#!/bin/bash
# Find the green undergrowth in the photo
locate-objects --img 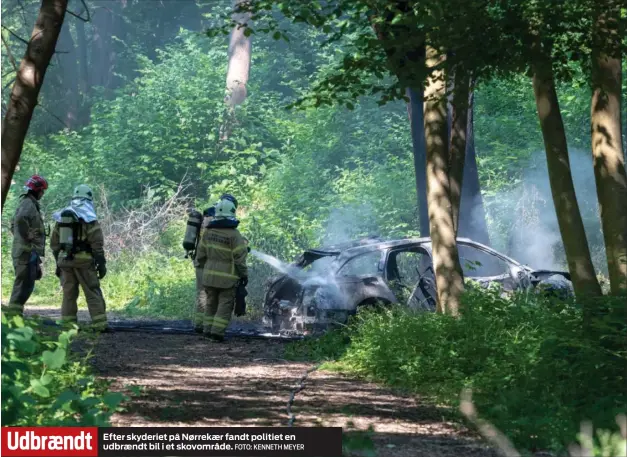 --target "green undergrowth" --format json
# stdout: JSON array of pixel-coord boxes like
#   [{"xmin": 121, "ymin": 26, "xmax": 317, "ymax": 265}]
[
  {"xmin": 1, "ymin": 249, "xmax": 272, "ymax": 320},
  {"xmin": 285, "ymin": 290, "xmax": 627, "ymax": 455},
  {"xmin": 1, "ymin": 251, "xmax": 198, "ymax": 319},
  {"xmin": 1, "ymin": 313, "xmax": 126, "ymax": 425}
]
